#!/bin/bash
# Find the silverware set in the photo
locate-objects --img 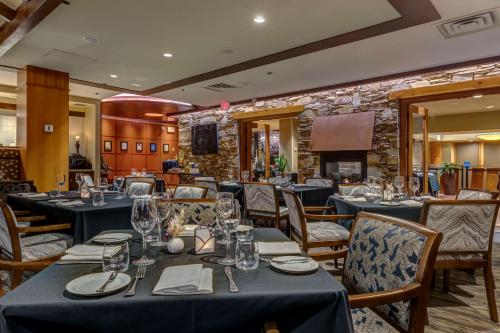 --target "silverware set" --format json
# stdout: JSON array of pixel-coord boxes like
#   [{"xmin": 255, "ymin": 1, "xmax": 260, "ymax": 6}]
[
  {"xmin": 224, "ymin": 266, "xmax": 239, "ymax": 293},
  {"xmin": 96, "ymin": 271, "xmax": 117, "ymax": 293},
  {"xmin": 124, "ymin": 264, "xmax": 146, "ymax": 297}
]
